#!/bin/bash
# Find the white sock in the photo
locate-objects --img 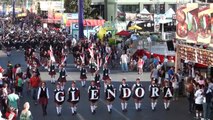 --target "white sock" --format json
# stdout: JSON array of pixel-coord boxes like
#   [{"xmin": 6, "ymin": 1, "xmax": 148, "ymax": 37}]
[
  {"xmin": 74, "ymin": 106, "xmax": 77, "ymax": 111},
  {"xmin": 91, "ymin": 105, "xmax": 94, "ymax": 112},
  {"xmin": 151, "ymin": 103, "xmax": 154, "ymax": 110},
  {"xmin": 196, "ymin": 112, "xmax": 199, "ymax": 117},
  {"xmin": 83, "ymin": 80, "xmax": 86, "ymax": 86},
  {"xmin": 104, "ymin": 83, "xmax": 107, "ymax": 89},
  {"xmin": 154, "ymin": 102, "xmax": 157, "ymax": 107},
  {"xmin": 56, "ymin": 107, "xmax": 59, "ymax": 114},
  {"xmin": 199, "ymin": 113, "xmax": 202, "ymax": 117},
  {"xmin": 107, "ymin": 105, "xmax": 110, "ymax": 112},
  {"xmin": 59, "ymin": 106, "xmax": 62, "ymax": 113},
  {"xmin": 138, "ymin": 103, "xmax": 141, "ymax": 109},
  {"xmin": 81, "ymin": 81, "xmax": 84, "ymax": 86},
  {"xmin": 167, "ymin": 102, "xmax": 170, "ymax": 108},
  {"xmin": 124, "ymin": 102, "xmax": 127, "ymax": 109},
  {"xmin": 71, "ymin": 107, "xmax": 74, "ymax": 113},
  {"xmin": 121, "ymin": 103, "xmax": 124, "ymax": 110},
  {"xmin": 61, "ymin": 86, "xmax": 64, "ymax": 90},
  {"xmin": 110, "ymin": 104, "xmax": 112, "ymax": 109},
  {"xmin": 164, "ymin": 103, "xmax": 167, "ymax": 109},
  {"xmin": 135, "ymin": 103, "xmax": 138, "ymax": 110}
]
